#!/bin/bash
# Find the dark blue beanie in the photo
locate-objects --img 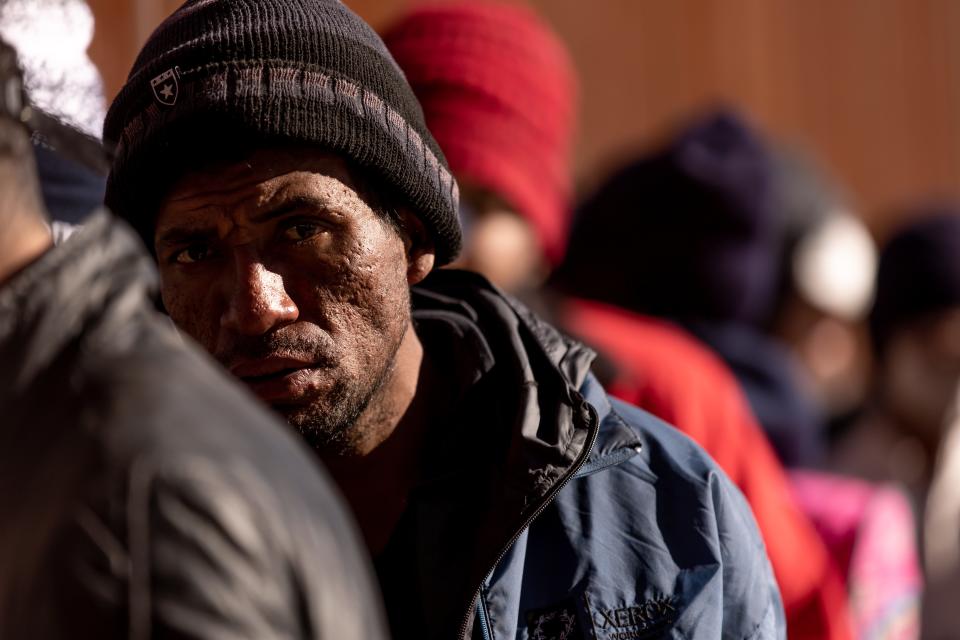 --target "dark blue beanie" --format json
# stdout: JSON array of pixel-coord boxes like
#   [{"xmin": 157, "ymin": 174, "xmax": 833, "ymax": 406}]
[
  {"xmin": 870, "ymin": 208, "xmax": 960, "ymax": 354},
  {"xmin": 555, "ymin": 109, "xmax": 779, "ymax": 323}
]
